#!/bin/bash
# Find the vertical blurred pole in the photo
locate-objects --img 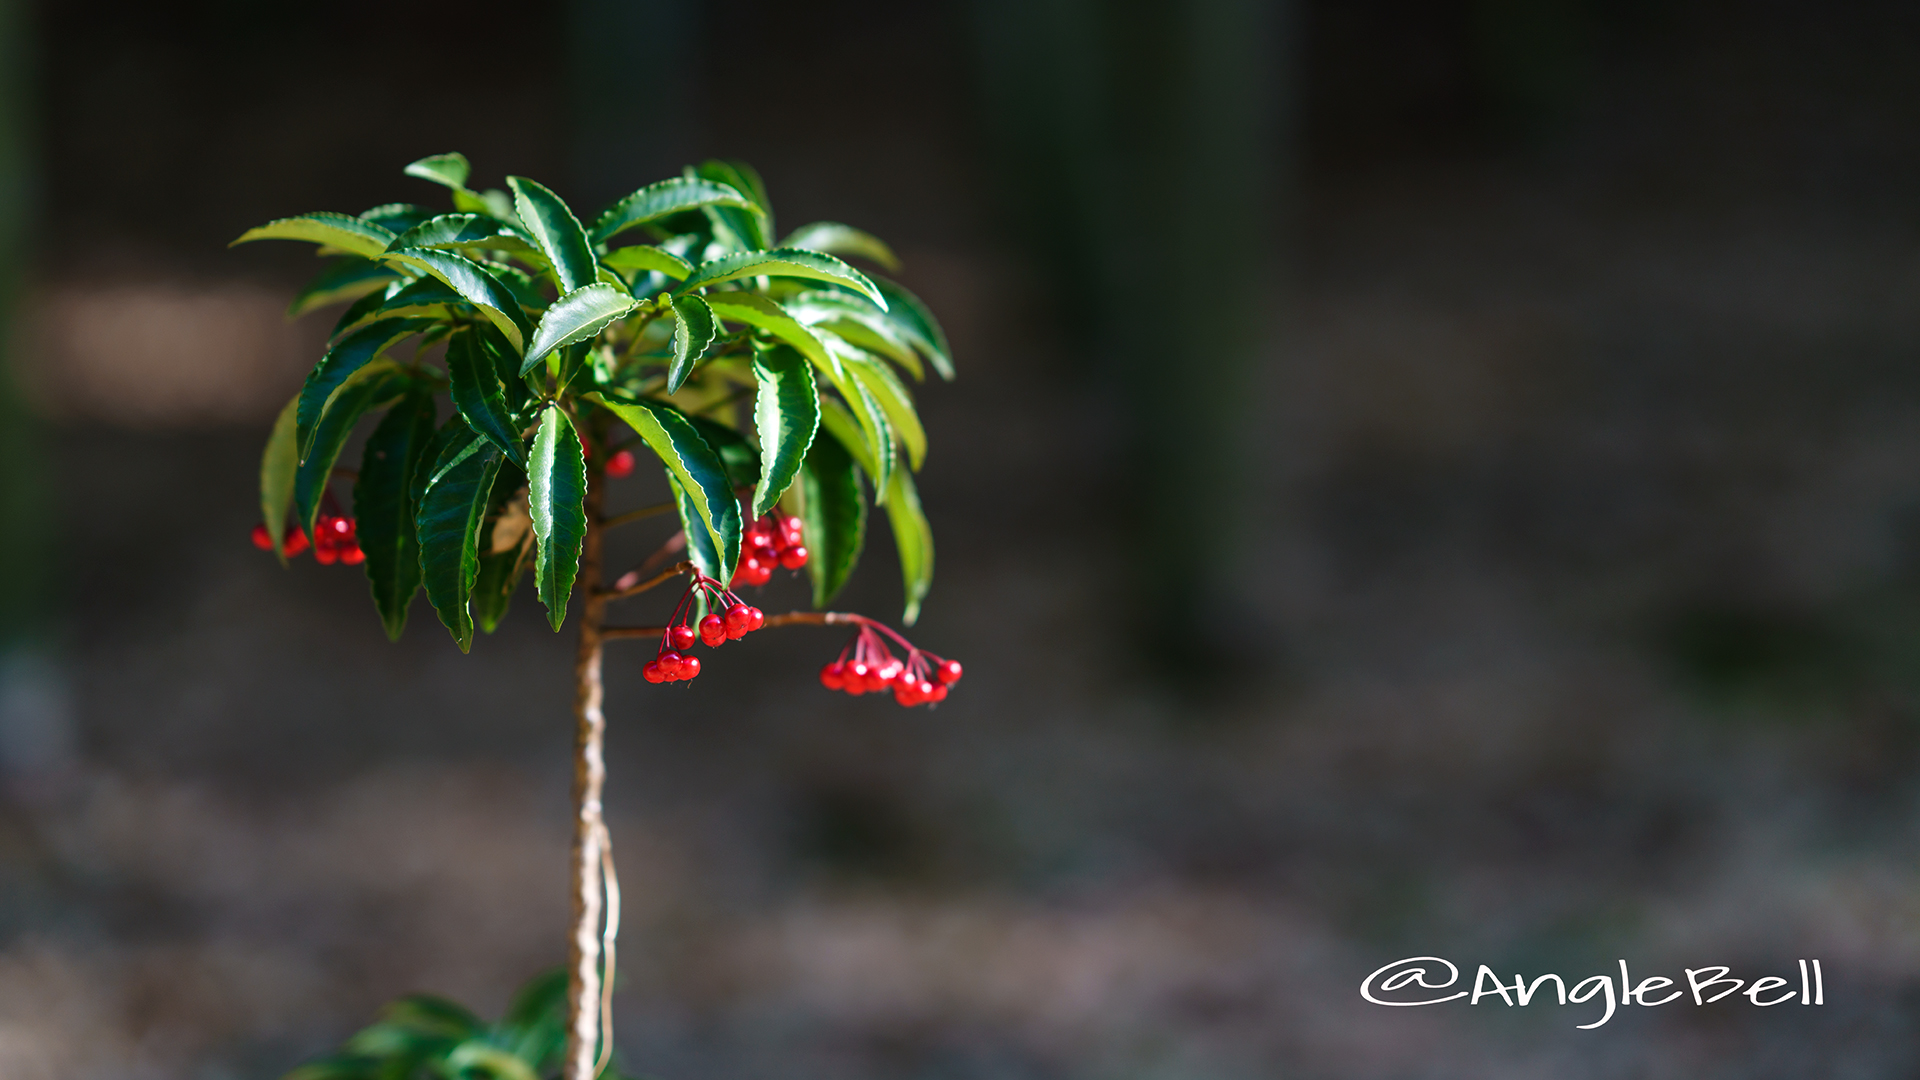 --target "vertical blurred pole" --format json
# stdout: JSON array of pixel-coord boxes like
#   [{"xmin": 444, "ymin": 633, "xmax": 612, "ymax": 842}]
[
  {"xmin": 566, "ymin": 0, "xmax": 702, "ymax": 208},
  {"xmin": 973, "ymin": 0, "xmax": 1288, "ymax": 676}
]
